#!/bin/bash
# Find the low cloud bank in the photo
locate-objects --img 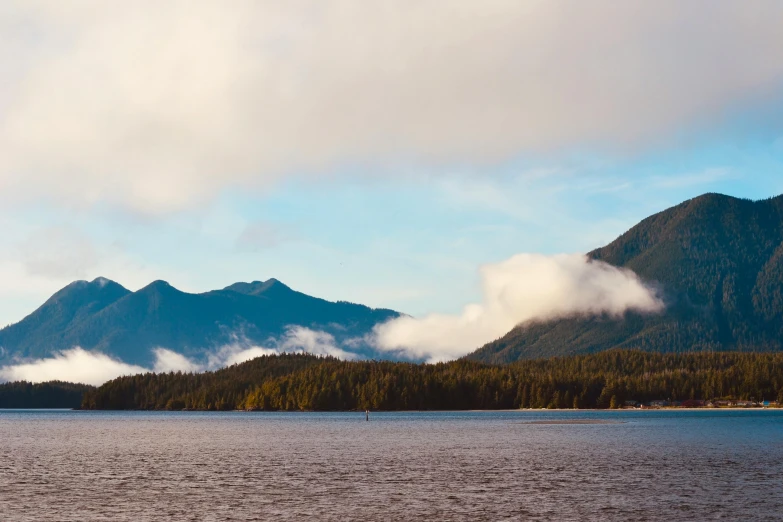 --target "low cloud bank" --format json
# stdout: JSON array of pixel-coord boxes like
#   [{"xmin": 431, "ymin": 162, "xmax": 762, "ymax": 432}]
[
  {"xmin": 0, "ymin": 348, "xmax": 147, "ymax": 386},
  {"xmin": 152, "ymin": 348, "xmax": 201, "ymax": 374},
  {"xmin": 0, "ymin": 326, "xmax": 356, "ymax": 386},
  {"xmin": 203, "ymin": 326, "xmax": 356, "ymax": 371},
  {"xmin": 372, "ymin": 254, "xmax": 664, "ymax": 362},
  {"xmin": 277, "ymin": 326, "xmax": 357, "ymax": 361}
]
